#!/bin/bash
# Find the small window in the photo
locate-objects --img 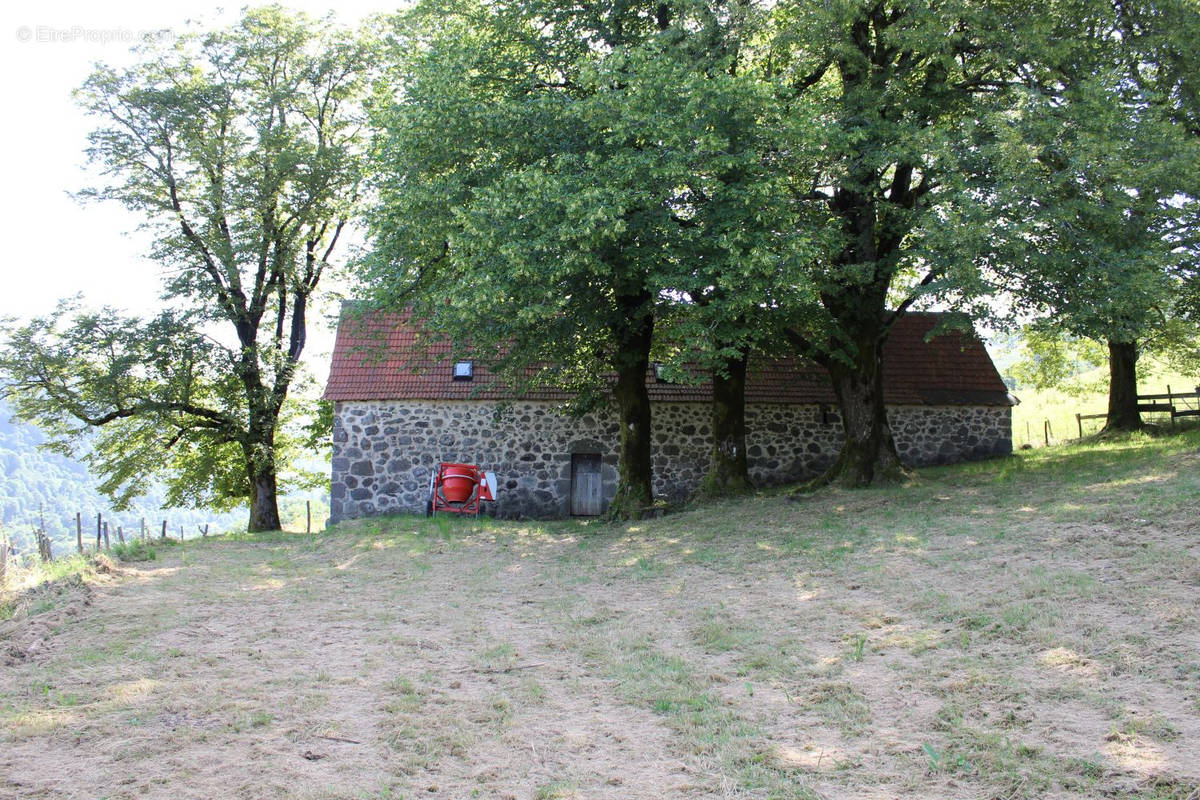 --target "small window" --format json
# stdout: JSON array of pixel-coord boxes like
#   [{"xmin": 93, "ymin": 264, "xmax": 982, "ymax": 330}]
[
  {"xmin": 653, "ymin": 362, "xmax": 669, "ymax": 382},
  {"xmin": 452, "ymin": 360, "xmax": 474, "ymax": 381}
]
